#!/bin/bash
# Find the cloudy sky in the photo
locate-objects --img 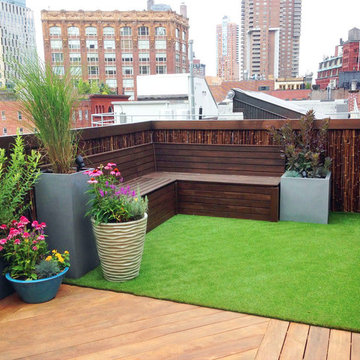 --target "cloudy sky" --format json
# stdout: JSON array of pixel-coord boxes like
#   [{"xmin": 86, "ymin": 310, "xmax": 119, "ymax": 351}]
[{"xmin": 28, "ymin": 0, "xmax": 360, "ymax": 78}]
